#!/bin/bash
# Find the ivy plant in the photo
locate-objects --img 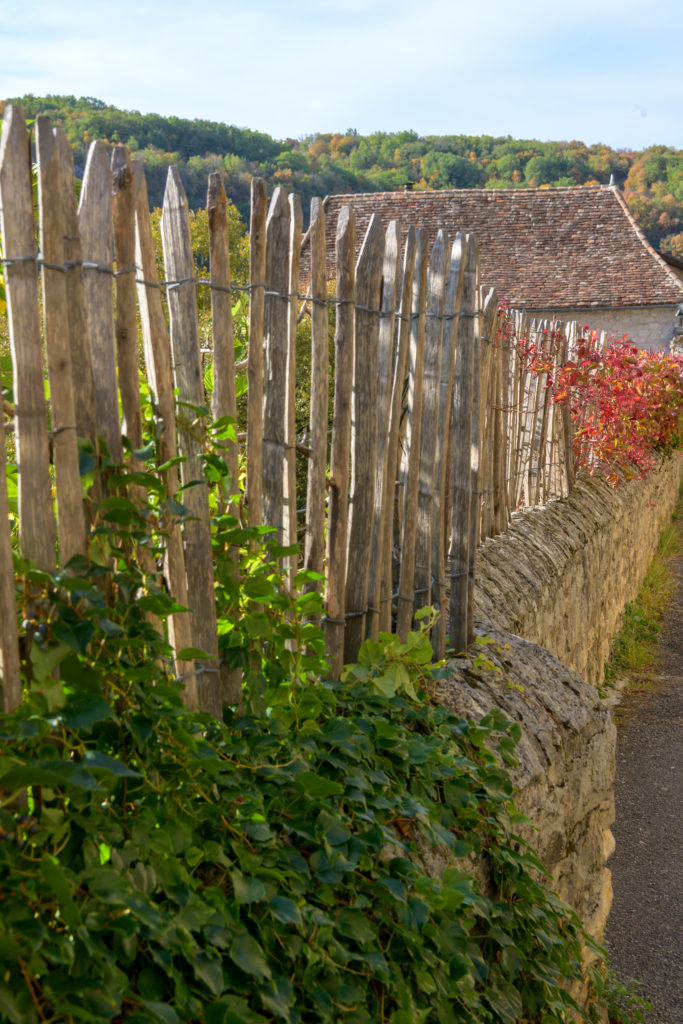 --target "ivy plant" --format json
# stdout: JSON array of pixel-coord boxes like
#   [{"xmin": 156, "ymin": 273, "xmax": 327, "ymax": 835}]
[{"xmin": 0, "ymin": 438, "xmax": 600, "ymax": 1023}]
